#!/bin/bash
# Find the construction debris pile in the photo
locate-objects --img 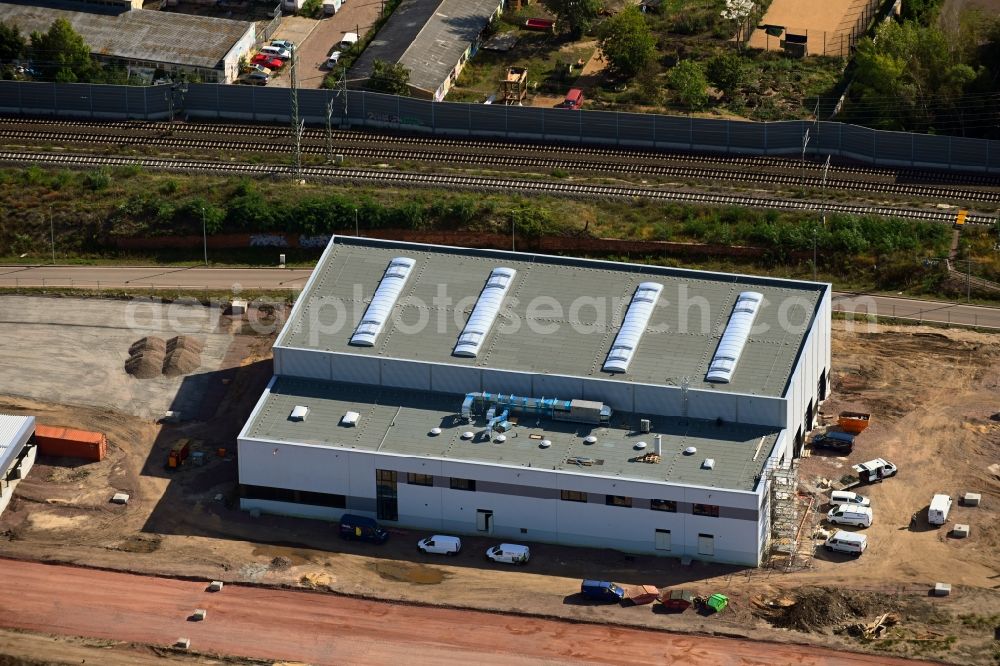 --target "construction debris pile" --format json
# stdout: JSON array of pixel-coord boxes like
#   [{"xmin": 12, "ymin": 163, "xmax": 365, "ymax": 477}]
[
  {"xmin": 751, "ymin": 587, "xmax": 899, "ymax": 633},
  {"xmin": 126, "ymin": 336, "xmax": 203, "ymax": 379}
]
